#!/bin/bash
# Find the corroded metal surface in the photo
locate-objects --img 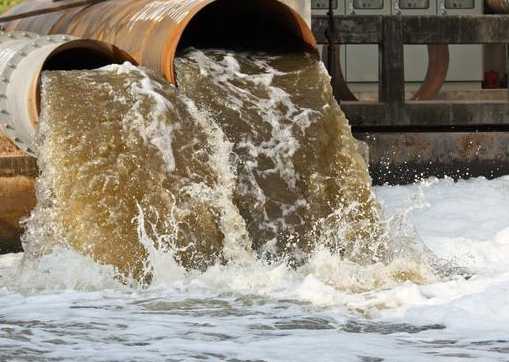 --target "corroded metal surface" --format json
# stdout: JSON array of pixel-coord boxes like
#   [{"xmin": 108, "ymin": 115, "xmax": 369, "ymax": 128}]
[
  {"xmin": 0, "ymin": 175, "xmax": 36, "ymax": 253},
  {"xmin": 0, "ymin": 154, "xmax": 37, "ymax": 178},
  {"xmin": 3, "ymin": 0, "xmax": 317, "ymax": 83},
  {"xmin": 0, "ymin": 0, "xmax": 105, "ymax": 23},
  {"xmin": 486, "ymin": 0, "xmax": 509, "ymax": 13},
  {"xmin": 0, "ymin": 132, "xmax": 35, "ymax": 253}
]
